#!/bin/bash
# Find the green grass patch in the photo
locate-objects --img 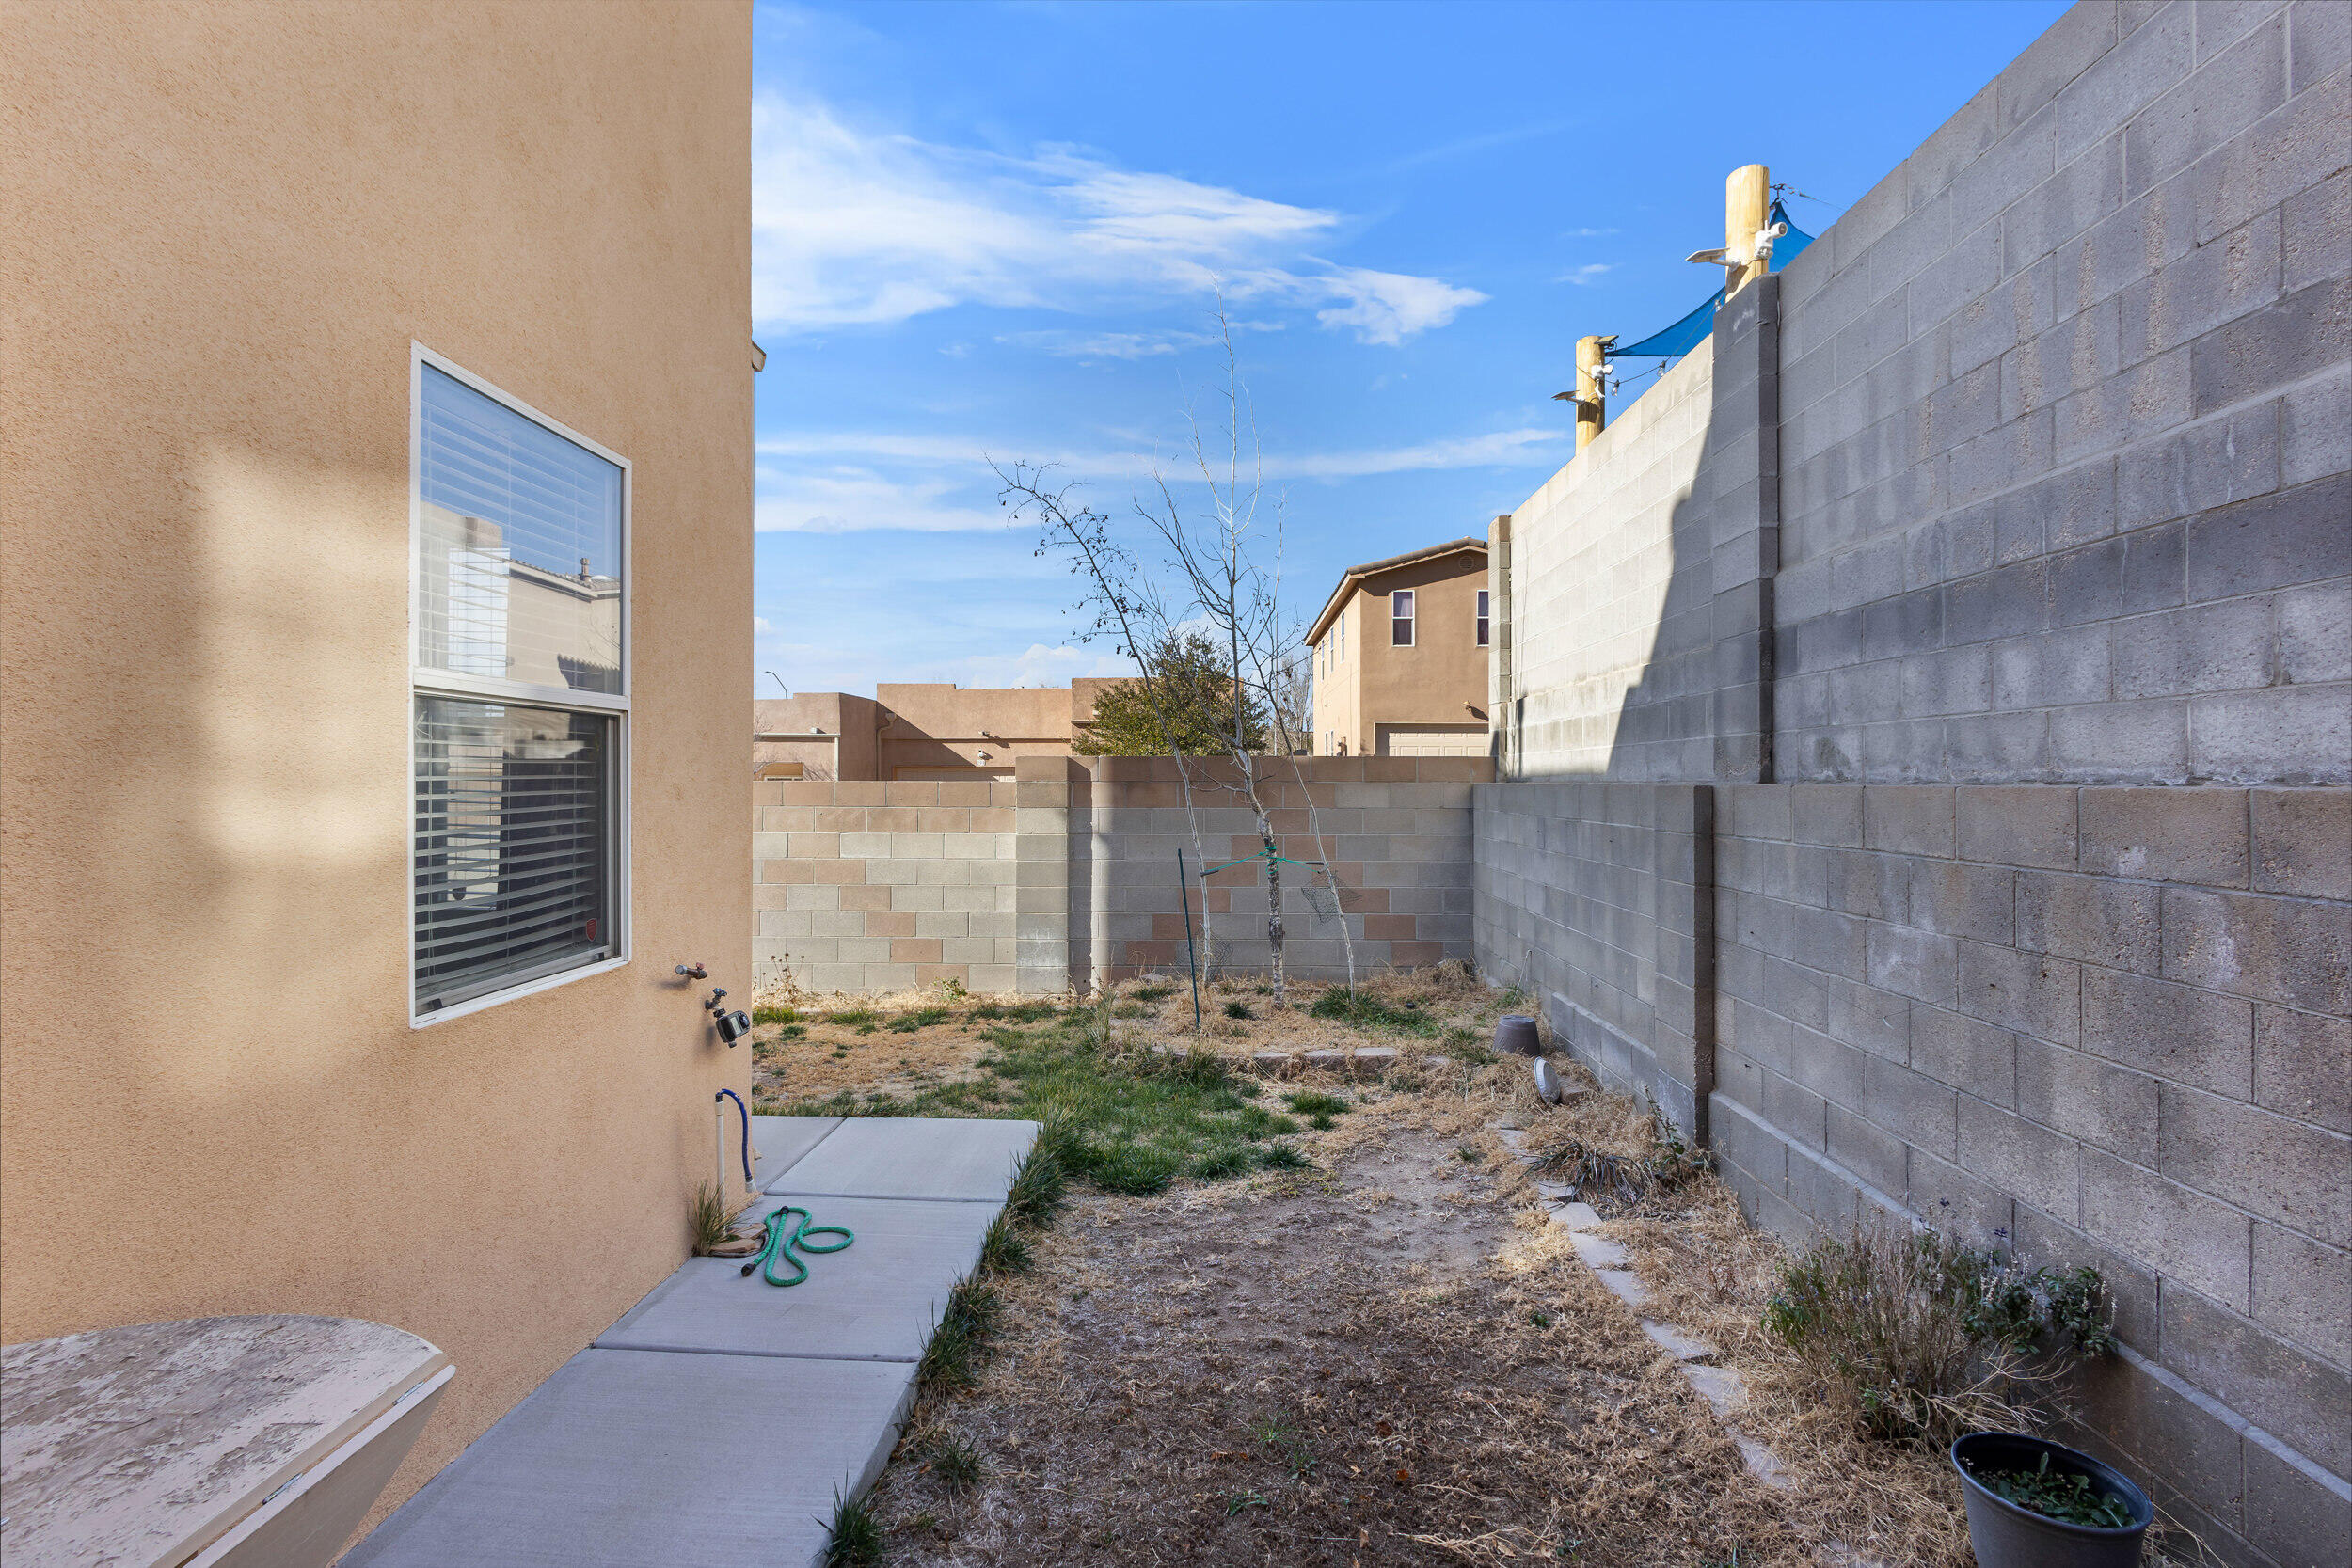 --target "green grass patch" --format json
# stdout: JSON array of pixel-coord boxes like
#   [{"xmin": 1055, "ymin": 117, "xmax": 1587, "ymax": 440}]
[
  {"xmin": 887, "ymin": 1006, "xmax": 951, "ymax": 1033},
  {"xmin": 1131, "ymin": 982, "xmax": 1176, "ymax": 1001},
  {"xmin": 826, "ymin": 1006, "xmax": 879, "ymax": 1026},
  {"xmin": 917, "ymin": 1432, "xmax": 986, "ymax": 1495},
  {"xmin": 1284, "ymin": 1090, "xmax": 1350, "ymax": 1117},
  {"xmin": 822, "ymin": 1489, "xmax": 883, "ymax": 1567},
  {"xmin": 1112, "ymin": 1001, "xmax": 1154, "ymax": 1019},
  {"xmin": 1222, "ymin": 1000, "xmax": 1255, "ymax": 1020},
  {"xmin": 1307, "ymin": 988, "xmax": 1440, "ymax": 1037},
  {"xmin": 781, "ymin": 1012, "xmax": 1307, "ymax": 1196},
  {"xmin": 751, "ymin": 1005, "xmax": 800, "ymax": 1025}
]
